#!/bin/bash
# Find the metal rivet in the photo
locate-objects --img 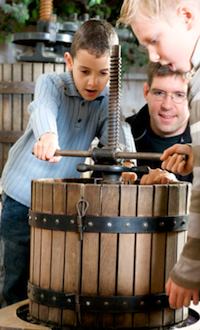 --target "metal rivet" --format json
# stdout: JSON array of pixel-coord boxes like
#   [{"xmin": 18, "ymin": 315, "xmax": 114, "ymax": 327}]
[
  {"xmin": 43, "ymin": 218, "xmax": 47, "ymax": 223},
  {"xmin": 52, "ymin": 296, "xmax": 57, "ymax": 301},
  {"xmin": 104, "ymin": 301, "xmax": 109, "ymax": 306},
  {"xmin": 40, "ymin": 293, "xmax": 44, "ymax": 299},
  {"xmin": 122, "ymin": 301, "xmax": 127, "ymax": 305},
  {"xmin": 107, "ymin": 222, "xmax": 112, "ymax": 227},
  {"xmin": 88, "ymin": 221, "xmax": 93, "ymax": 227},
  {"xmin": 143, "ymin": 222, "xmax": 148, "ymax": 228},
  {"xmin": 70, "ymin": 219, "xmax": 75, "ymax": 224},
  {"xmin": 156, "ymin": 299, "xmax": 161, "ymax": 305},
  {"xmin": 159, "ymin": 221, "xmax": 165, "ymax": 227},
  {"xmin": 29, "ymin": 215, "xmax": 32, "ymax": 220},
  {"xmin": 34, "ymin": 216, "xmax": 37, "ymax": 220},
  {"xmin": 67, "ymin": 298, "xmax": 71, "ymax": 303},
  {"xmin": 55, "ymin": 218, "xmax": 60, "ymax": 224},
  {"xmin": 86, "ymin": 301, "xmax": 91, "ymax": 306},
  {"xmin": 173, "ymin": 220, "xmax": 177, "ymax": 225},
  {"xmin": 126, "ymin": 222, "xmax": 130, "ymax": 227}
]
